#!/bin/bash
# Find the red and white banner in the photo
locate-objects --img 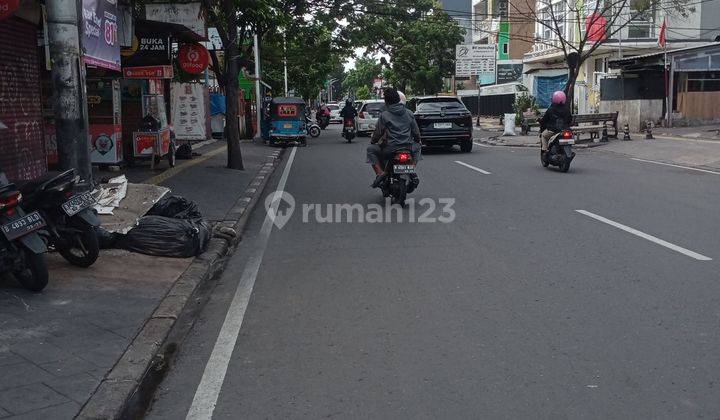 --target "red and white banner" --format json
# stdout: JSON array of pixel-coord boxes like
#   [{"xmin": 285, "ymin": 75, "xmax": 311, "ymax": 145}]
[{"xmin": 123, "ymin": 65, "xmax": 173, "ymax": 79}]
